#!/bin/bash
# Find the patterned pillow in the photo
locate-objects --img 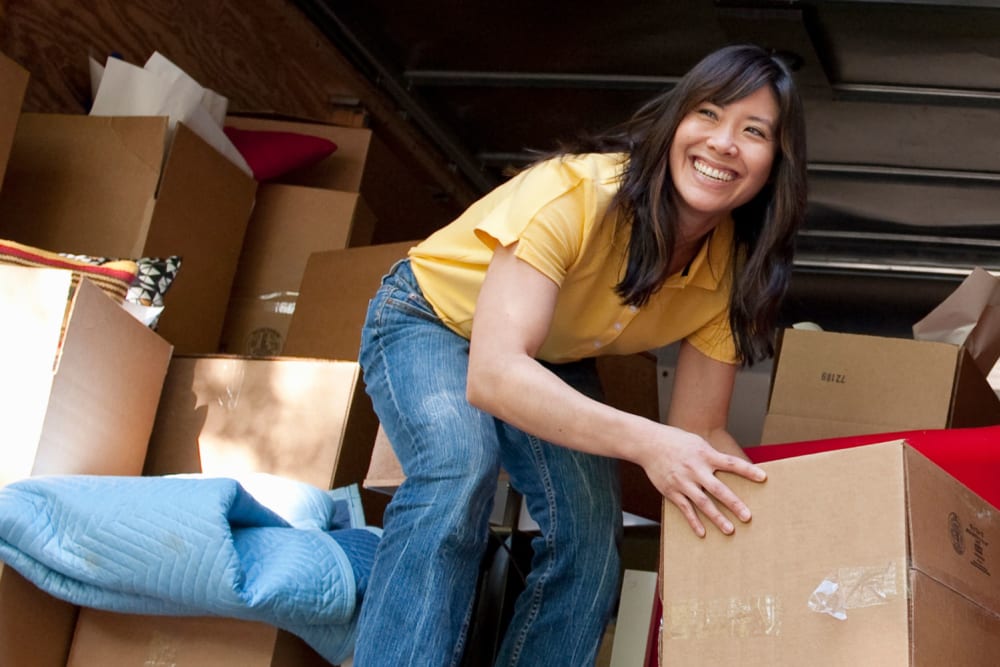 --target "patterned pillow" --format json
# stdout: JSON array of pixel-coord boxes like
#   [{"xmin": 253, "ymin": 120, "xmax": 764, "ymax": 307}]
[
  {"xmin": 0, "ymin": 239, "xmax": 138, "ymax": 304},
  {"xmin": 61, "ymin": 253, "xmax": 183, "ymax": 308}
]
